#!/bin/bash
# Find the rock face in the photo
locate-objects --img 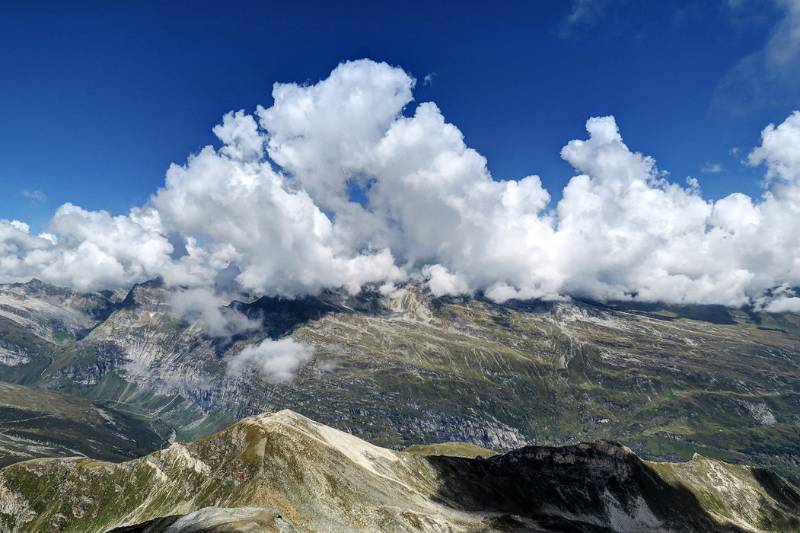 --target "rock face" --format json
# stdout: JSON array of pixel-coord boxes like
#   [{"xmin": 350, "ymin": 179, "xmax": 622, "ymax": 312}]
[
  {"xmin": 0, "ymin": 278, "xmax": 799, "ymax": 484},
  {"xmin": 0, "ymin": 278, "xmax": 116, "ymax": 341},
  {"xmin": 0, "ymin": 410, "xmax": 797, "ymax": 532}
]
